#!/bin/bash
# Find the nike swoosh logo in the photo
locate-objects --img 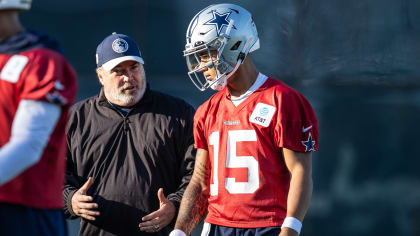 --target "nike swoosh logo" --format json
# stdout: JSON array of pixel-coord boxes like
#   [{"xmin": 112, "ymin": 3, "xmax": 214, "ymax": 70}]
[
  {"xmin": 199, "ymin": 29, "xmax": 212, "ymax": 35},
  {"xmin": 302, "ymin": 125, "xmax": 312, "ymax": 133}
]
